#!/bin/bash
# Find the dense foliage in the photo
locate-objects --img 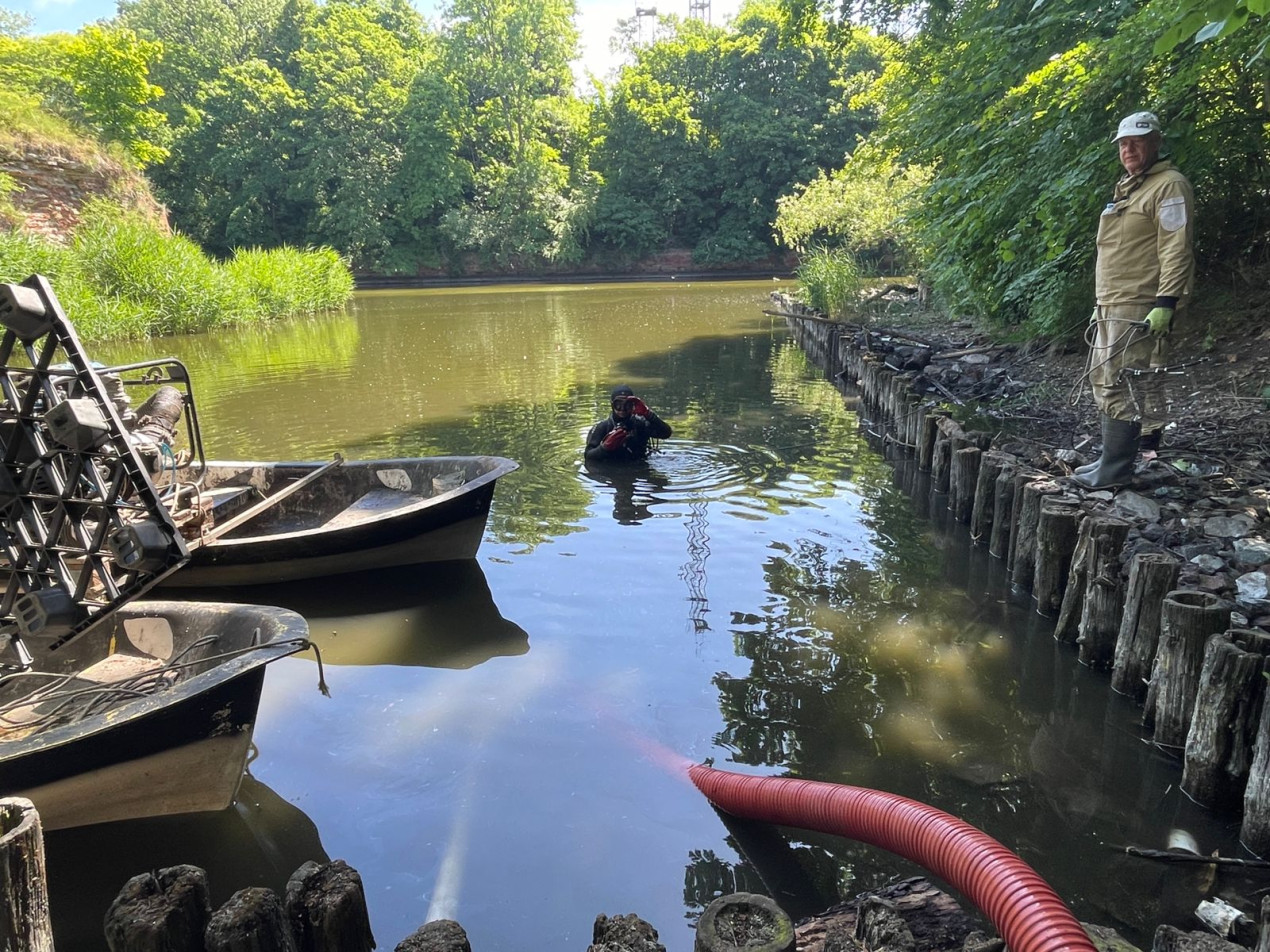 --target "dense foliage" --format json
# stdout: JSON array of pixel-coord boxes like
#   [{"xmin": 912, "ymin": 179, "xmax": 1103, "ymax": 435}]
[
  {"xmin": 0, "ymin": 0, "xmax": 1266, "ymax": 333},
  {"xmin": 0, "ymin": 201, "xmax": 351, "ymax": 341}
]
